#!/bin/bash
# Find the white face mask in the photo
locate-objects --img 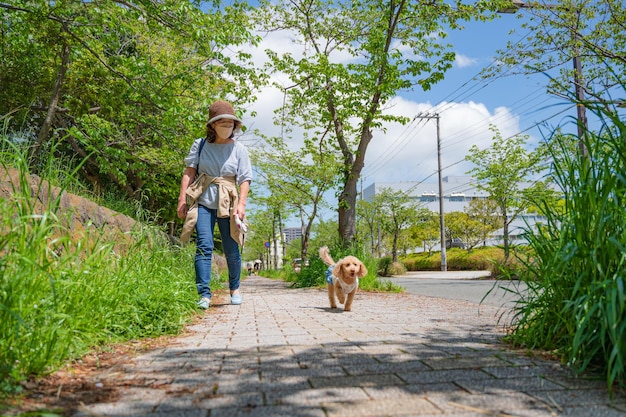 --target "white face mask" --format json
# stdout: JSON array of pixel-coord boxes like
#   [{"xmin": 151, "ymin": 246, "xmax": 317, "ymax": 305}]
[{"xmin": 214, "ymin": 125, "xmax": 234, "ymax": 139}]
